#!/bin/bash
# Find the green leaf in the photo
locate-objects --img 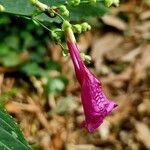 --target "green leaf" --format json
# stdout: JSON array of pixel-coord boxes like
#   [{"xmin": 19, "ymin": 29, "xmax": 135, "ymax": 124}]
[
  {"xmin": 36, "ymin": 13, "xmax": 61, "ymax": 23},
  {"xmin": 43, "ymin": 60, "xmax": 61, "ymax": 71},
  {"xmin": 20, "ymin": 31, "xmax": 35, "ymax": 48},
  {"xmin": 0, "ymin": 0, "xmax": 33, "ymax": 16},
  {"xmin": 0, "ymin": 107, "xmax": 31, "ymax": 150},
  {"xmin": 21, "ymin": 62, "xmax": 47, "ymax": 76},
  {"xmin": 45, "ymin": 76, "xmax": 68, "ymax": 95},
  {"xmin": 68, "ymin": 3, "xmax": 108, "ymax": 20},
  {"xmin": 0, "ymin": 0, "xmax": 107, "ymax": 23},
  {"xmin": 0, "ymin": 43, "xmax": 10, "ymax": 55},
  {"xmin": 0, "ymin": 15, "xmax": 10, "ymax": 24},
  {"xmin": 0, "ymin": 51, "xmax": 21, "ymax": 67},
  {"xmin": 4, "ymin": 35, "xmax": 19, "ymax": 50},
  {"xmin": 0, "ymin": 0, "xmax": 66, "ymax": 16}
]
